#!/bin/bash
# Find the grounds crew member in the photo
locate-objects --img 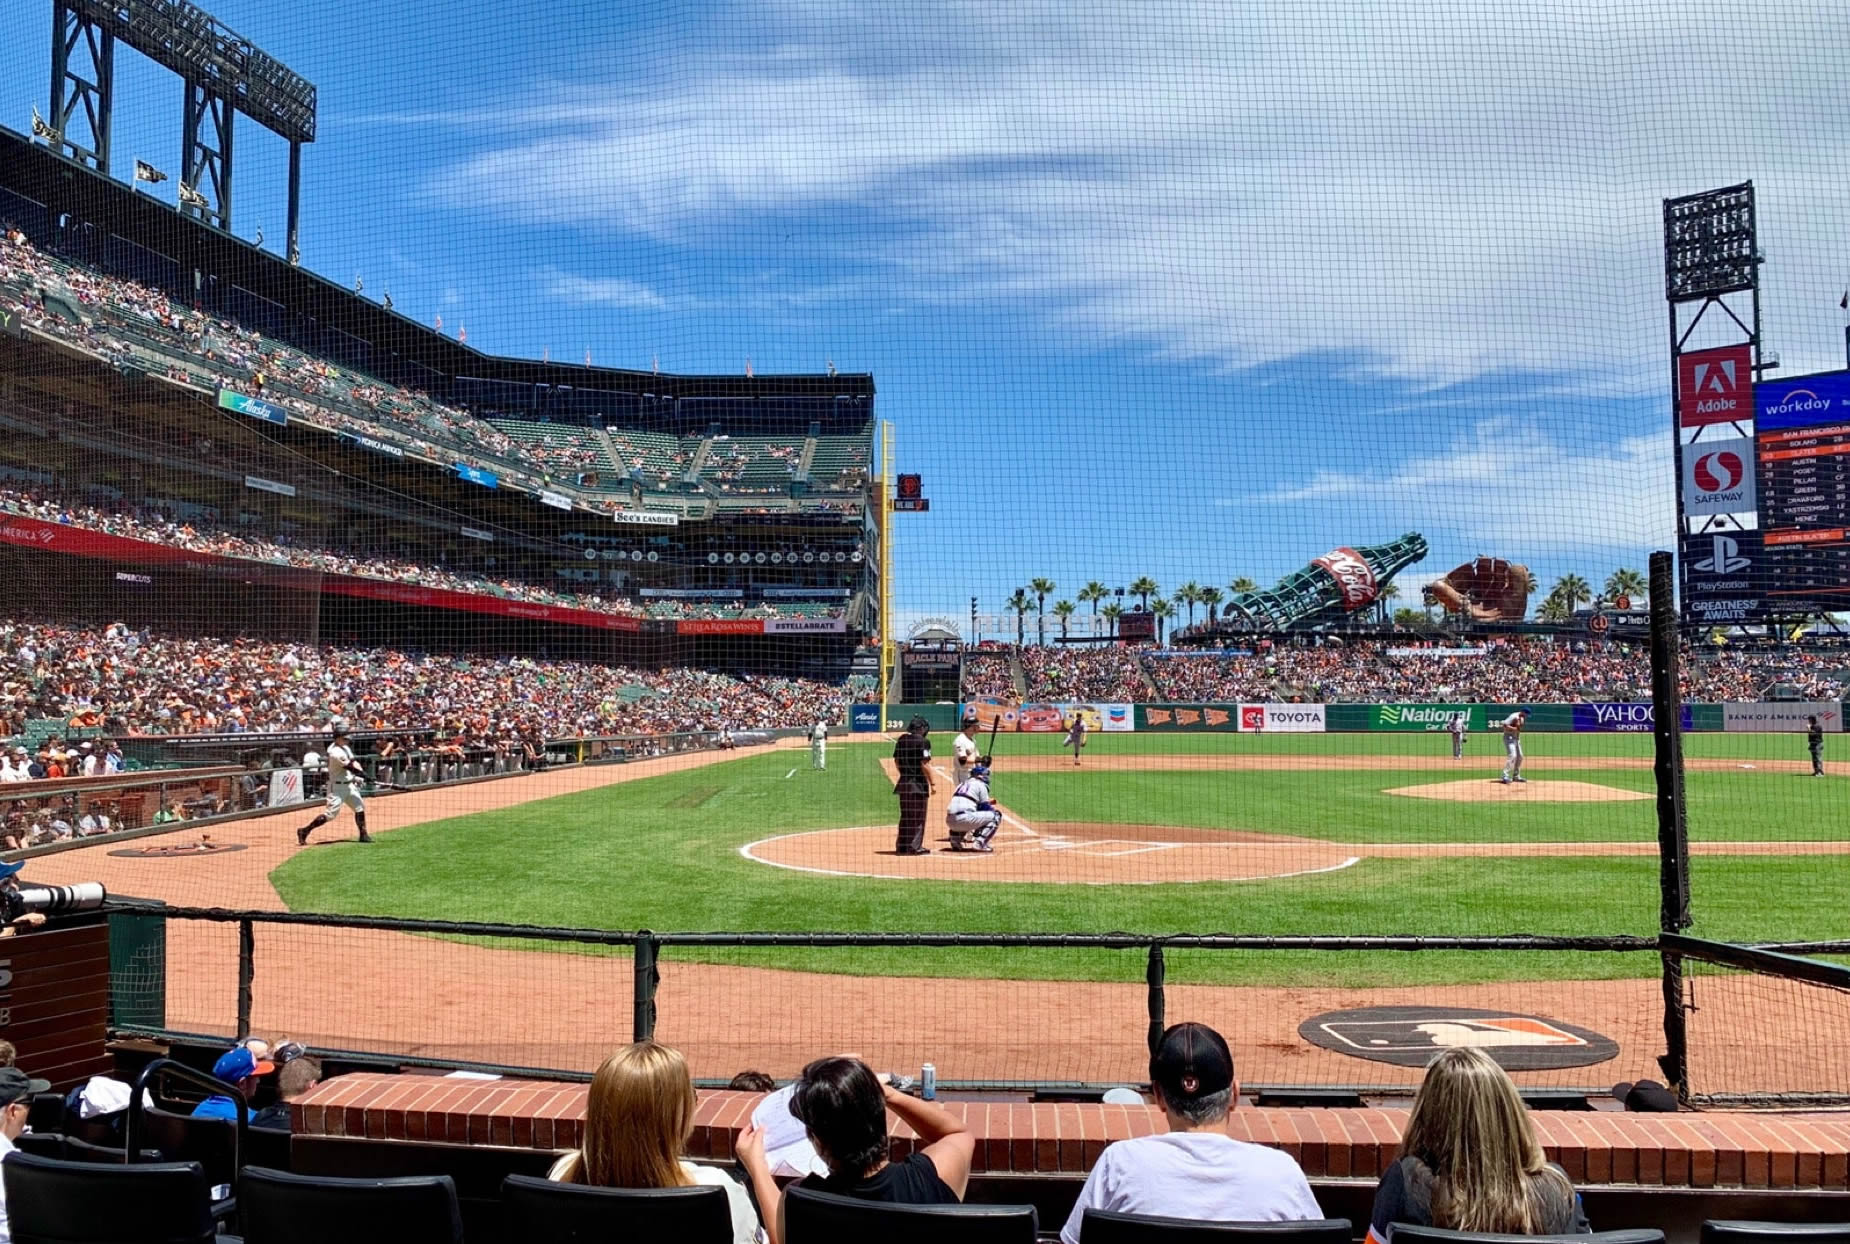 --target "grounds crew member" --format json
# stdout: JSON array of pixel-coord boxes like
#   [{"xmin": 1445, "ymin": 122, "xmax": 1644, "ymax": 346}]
[
  {"xmin": 1497, "ymin": 708, "xmax": 1529, "ymax": 785},
  {"xmin": 1809, "ymin": 715, "xmax": 1826, "ymax": 777},
  {"xmin": 296, "ymin": 726, "xmax": 372, "ymax": 844}
]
